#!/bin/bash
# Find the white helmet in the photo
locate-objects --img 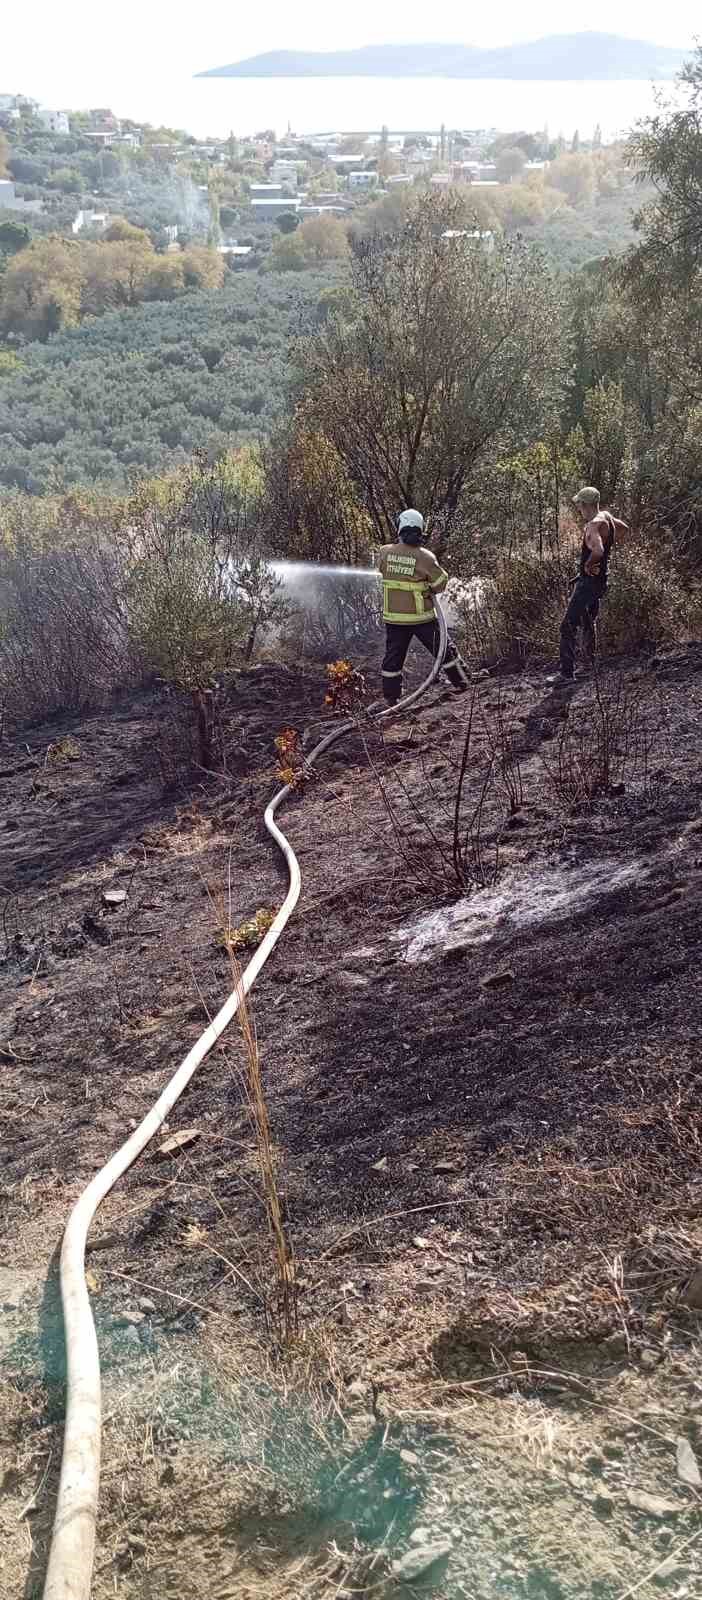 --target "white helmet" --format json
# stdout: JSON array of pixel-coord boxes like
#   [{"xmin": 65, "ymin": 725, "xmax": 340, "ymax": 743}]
[{"xmin": 397, "ymin": 509, "xmax": 424, "ymax": 544}]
